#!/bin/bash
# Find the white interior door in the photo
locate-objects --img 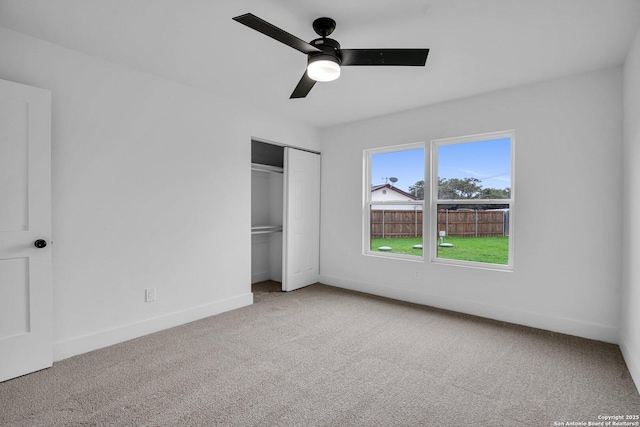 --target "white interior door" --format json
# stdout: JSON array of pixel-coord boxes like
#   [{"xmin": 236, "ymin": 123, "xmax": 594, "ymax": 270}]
[
  {"xmin": 0, "ymin": 79, "xmax": 52, "ymax": 382},
  {"xmin": 283, "ymin": 148, "xmax": 320, "ymax": 292}
]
